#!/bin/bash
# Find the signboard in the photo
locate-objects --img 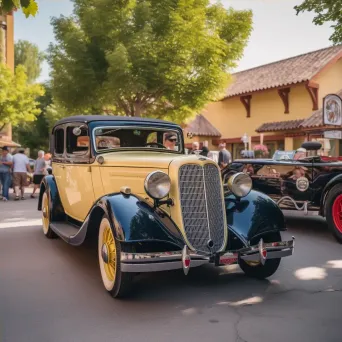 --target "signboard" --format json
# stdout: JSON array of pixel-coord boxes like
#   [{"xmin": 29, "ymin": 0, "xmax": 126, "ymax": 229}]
[
  {"xmin": 324, "ymin": 130, "xmax": 342, "ymax": 139},
  {"xmin": 323, "ymin": 94, "xmax": 342, "ymax": 126}
]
